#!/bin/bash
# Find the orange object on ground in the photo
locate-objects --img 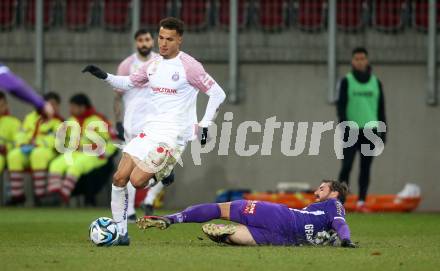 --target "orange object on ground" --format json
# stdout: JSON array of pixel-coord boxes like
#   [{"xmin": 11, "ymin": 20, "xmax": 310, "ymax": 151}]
[{"xmin": 243, "ymin": 192, "xmax": 421, "ymax": 212}]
